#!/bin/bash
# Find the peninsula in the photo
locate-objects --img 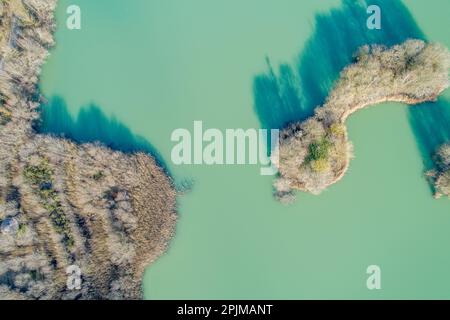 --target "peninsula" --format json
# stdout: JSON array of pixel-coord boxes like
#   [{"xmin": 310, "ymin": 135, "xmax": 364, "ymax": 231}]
[
  {"xmin": 273, "ymin": 40, "xmax": 450, "ymax": 202},
  {"xmin": 0, "ymin": 0, "xmax": 177, "ymax": 299}
]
